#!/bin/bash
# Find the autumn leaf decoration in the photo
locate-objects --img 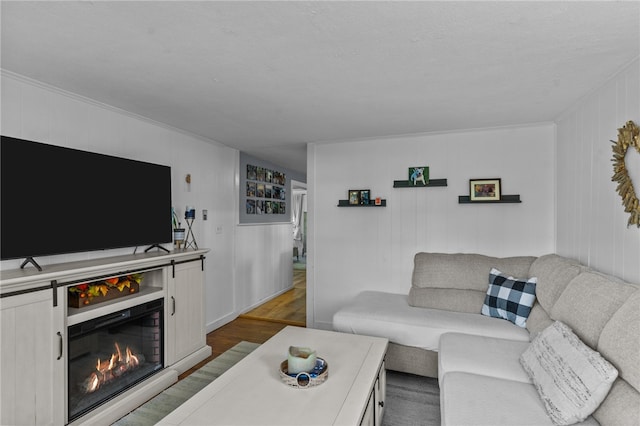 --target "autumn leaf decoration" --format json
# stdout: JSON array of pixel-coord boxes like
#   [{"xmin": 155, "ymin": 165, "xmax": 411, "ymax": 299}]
[{"xmin": 69, "ymin": 273, "xmax": 143, "ymax": 304}]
